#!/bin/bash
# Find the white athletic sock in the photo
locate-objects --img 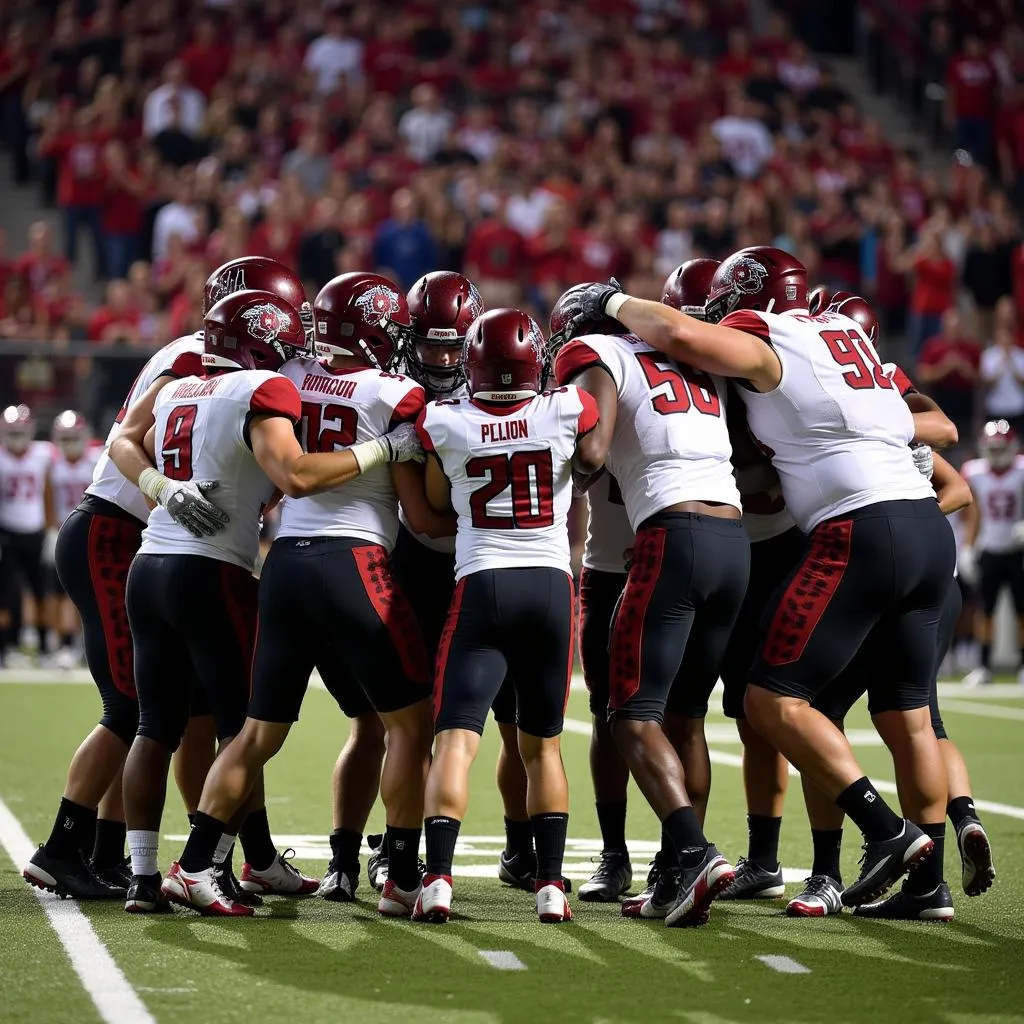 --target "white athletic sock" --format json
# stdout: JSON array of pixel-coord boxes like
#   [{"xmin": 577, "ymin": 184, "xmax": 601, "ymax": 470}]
[
  {"xmin": 127, "ymin": 830, "xmax": 159, "ymax": 877},
  {"xmin": 214, "ymin": 834, "xmax": 235, "ymax": 865}
]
